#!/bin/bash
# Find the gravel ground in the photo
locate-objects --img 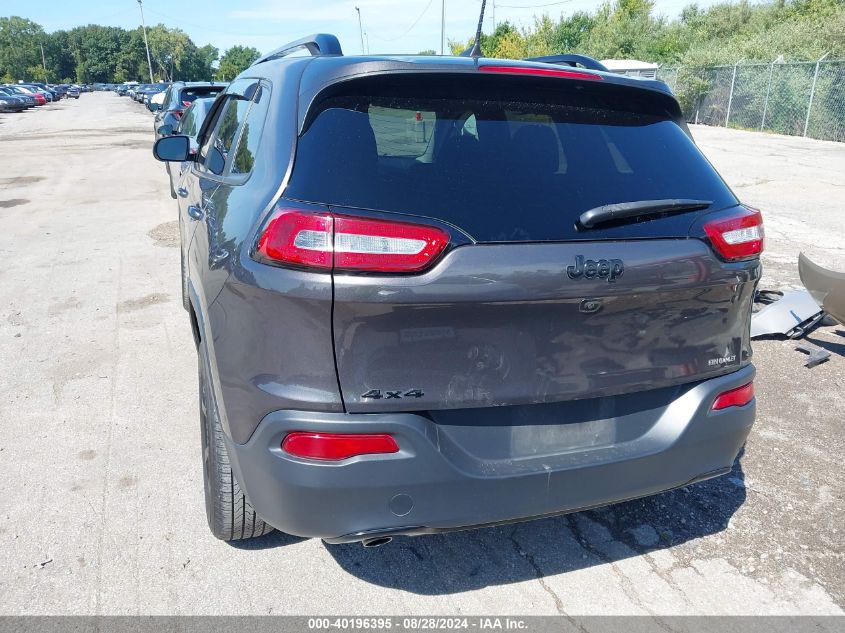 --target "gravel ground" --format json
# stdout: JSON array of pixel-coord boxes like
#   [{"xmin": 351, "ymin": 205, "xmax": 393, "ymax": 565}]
[{"xmin": 0, "ymin": 94, "xmax": 842, "ymax": 616}]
